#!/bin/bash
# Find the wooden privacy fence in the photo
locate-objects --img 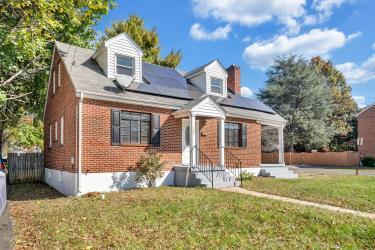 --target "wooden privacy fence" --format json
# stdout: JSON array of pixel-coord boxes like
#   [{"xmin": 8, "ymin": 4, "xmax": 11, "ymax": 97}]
[
  {"xmin": 262, "ymin": 151, "xmax": 359, "ymax": 167},
  {"xmin": 7, "ymin": 153, "xmax": 44, "ymax": 184}
]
